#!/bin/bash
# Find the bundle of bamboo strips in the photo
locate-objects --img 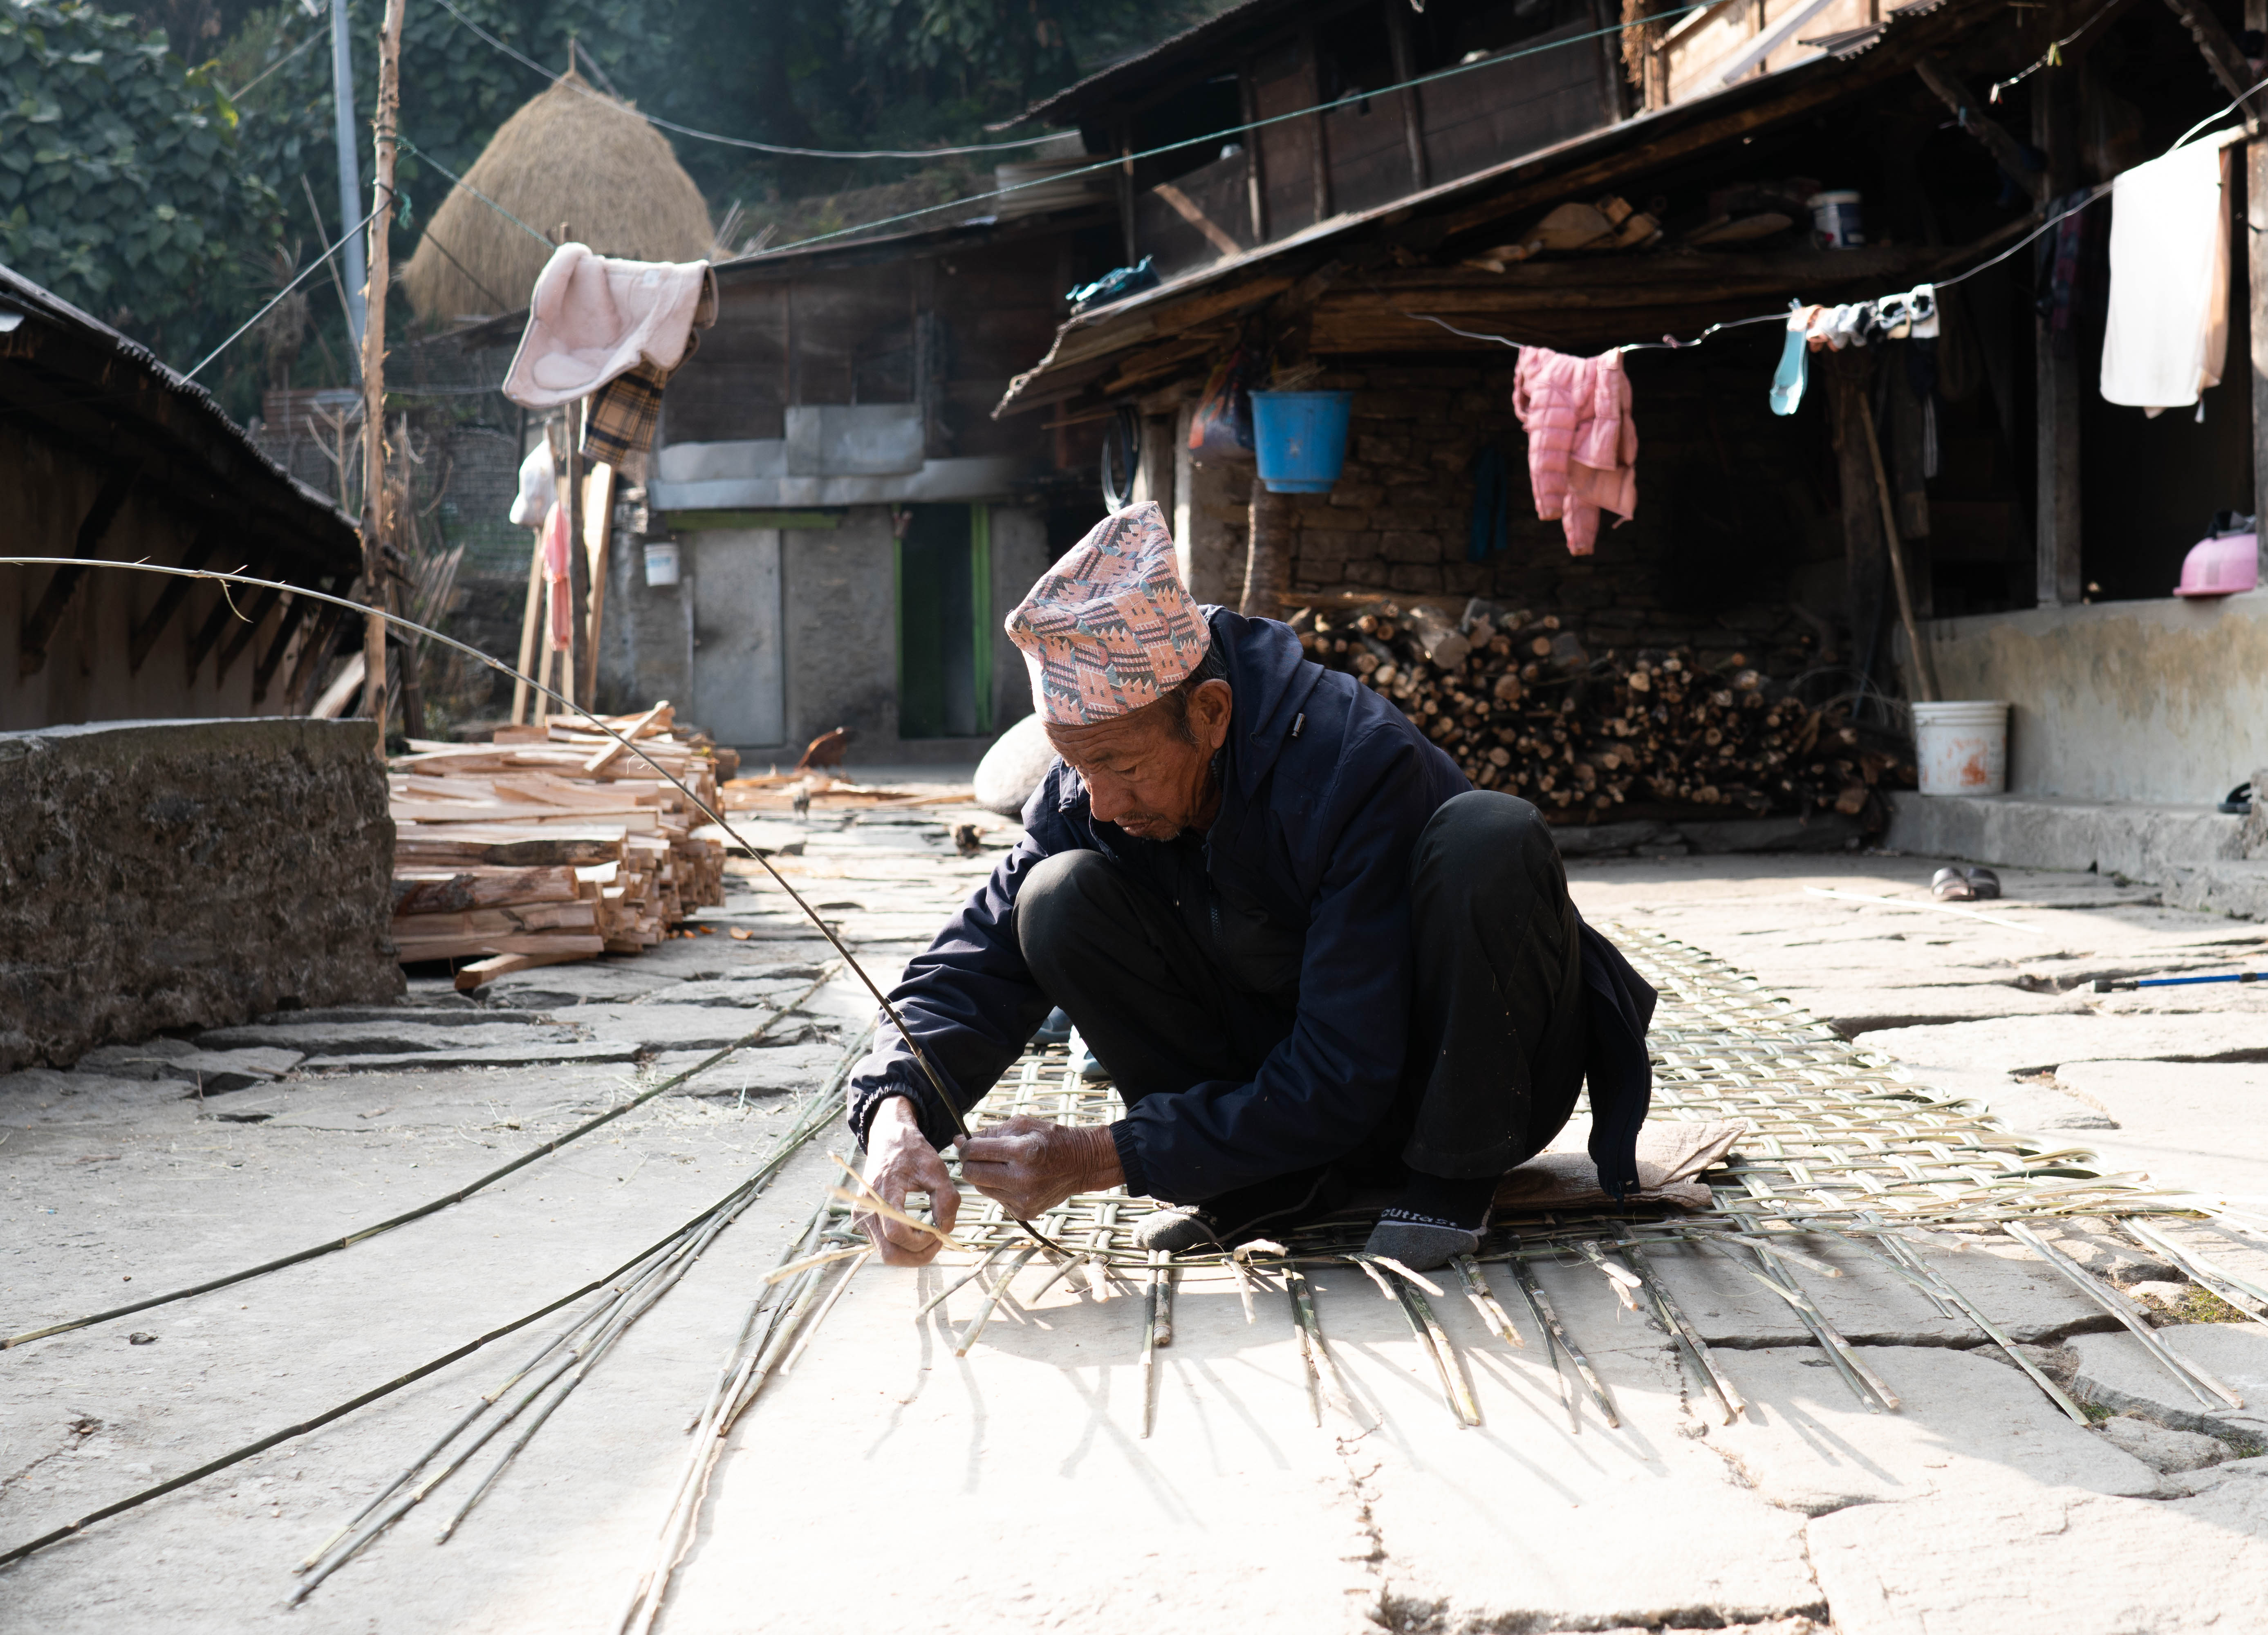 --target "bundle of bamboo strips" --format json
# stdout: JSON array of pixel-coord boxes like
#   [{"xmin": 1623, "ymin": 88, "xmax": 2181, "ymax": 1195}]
[
  {"xmin": 386, "ymin": 703, "xmax": 731, "ymax": 988},
  {"xmin": 1294, "ymin": 599, "xmax": 1916, "ymax": 820}
]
